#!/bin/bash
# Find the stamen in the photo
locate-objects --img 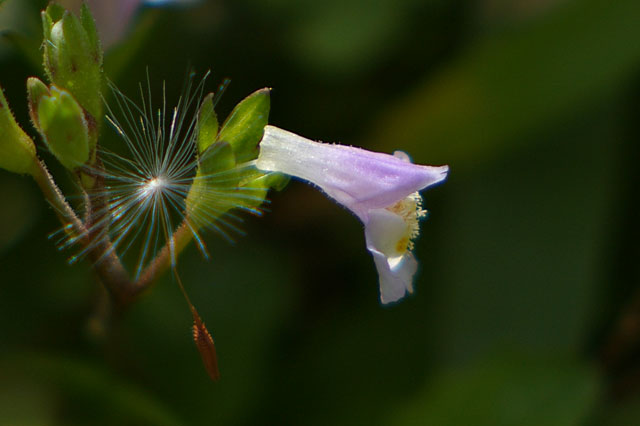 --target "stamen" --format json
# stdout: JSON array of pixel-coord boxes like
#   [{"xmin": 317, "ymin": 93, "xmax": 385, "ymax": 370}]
[{"xmin": 386, "ymin": 192, "xmax": 426, "ymax": 251}]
